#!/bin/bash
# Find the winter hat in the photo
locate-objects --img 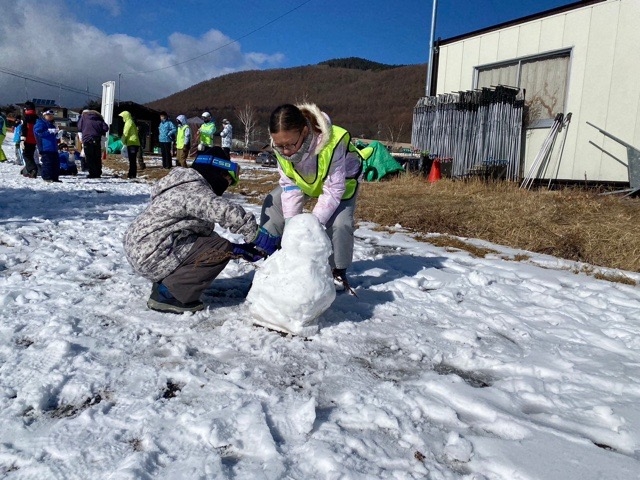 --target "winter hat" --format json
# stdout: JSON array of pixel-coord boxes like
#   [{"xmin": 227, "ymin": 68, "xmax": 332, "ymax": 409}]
[
  {"xmin": 43, "ymin": 110, "xmax": 55, "ymax": 116},
  {"xmin": 191, "ymin": 147, "xmax": 239, "ymax": 196}
]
